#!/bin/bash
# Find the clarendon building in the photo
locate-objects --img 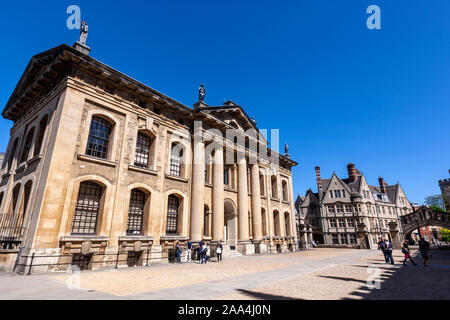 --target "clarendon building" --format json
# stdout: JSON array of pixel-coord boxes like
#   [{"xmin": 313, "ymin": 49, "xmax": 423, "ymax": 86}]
[
  {"xmin": 296, "ymin": 163, "xmax": 412, "ymax": 249},
  {"xmin": 0, "ymin": 43, "xmax": 297, "ymax": 272}
]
